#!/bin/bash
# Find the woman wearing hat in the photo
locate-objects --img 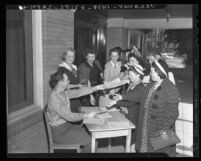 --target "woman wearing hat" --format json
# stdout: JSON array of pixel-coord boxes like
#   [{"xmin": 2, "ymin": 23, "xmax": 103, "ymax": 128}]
[
  {"xmin": 113, "ymin": 59, "xmax": 180, "ymax": 156},
  {"xmin": 112, "ymin": 64, "xmax": 145, "ymax": 150}
]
